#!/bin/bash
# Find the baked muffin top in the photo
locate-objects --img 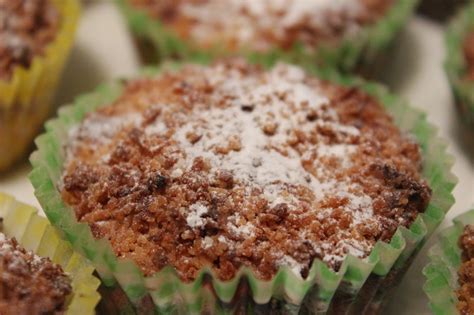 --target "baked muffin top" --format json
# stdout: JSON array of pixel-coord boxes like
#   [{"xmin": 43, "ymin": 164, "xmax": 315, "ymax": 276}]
[
  {"xmin": 457, "ymin": 225, "xmax": 474, "ymax": 315},
  {"xmin": 128, "ymin": 0, "xmax": 393, "ymax": 52},
  {"xmin": 0, "ymin": 232, "xmax": 72, "ymax": 315},
  {"xmin": 464, "ymin": 30, "xmax": 474, "ymax": 81},
  {"xmin": 0, "ymin": 0, "xmax": 60, "ymax": 81},
  {"xmin": 61, "ymin": 60, "xmax": 431, "ymax": 281}
]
